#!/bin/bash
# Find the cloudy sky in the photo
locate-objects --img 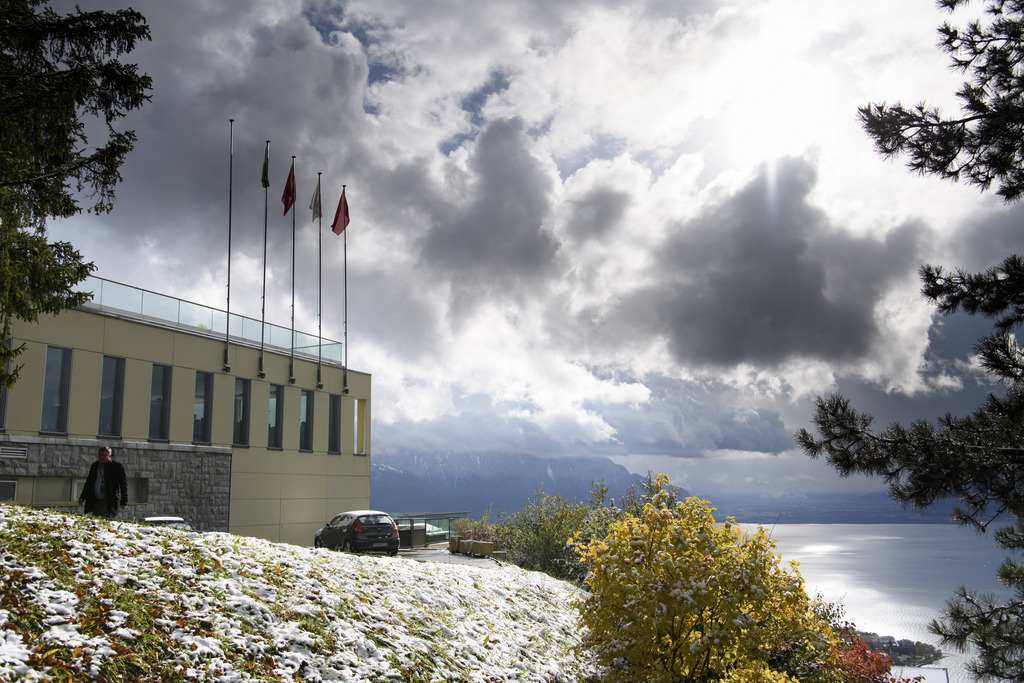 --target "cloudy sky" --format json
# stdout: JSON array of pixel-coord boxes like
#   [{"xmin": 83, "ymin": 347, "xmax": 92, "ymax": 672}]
[{"xmin": 48, "ymin": 0, "xmax": 1024, "ymax": 499}]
